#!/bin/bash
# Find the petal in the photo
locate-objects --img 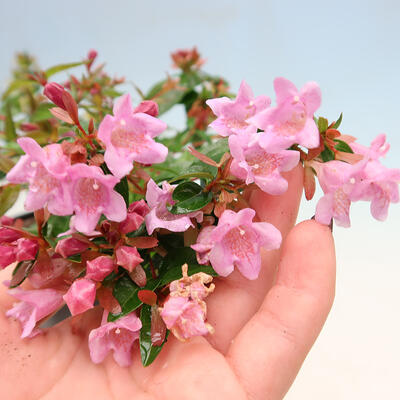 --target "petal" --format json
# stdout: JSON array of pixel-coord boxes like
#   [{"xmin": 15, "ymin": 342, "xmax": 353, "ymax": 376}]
[
  {"xmin": 296, "ymin": 118, "xmax": 320, "ymax": 149},
  {"xmin": 104, "ymin": 147, "xmax": 134, "ymax": 179},
  {"xmin": 72, "ymin": 210, "xmax": 102, "ymax": 235},
  {"xmin": 315, "ymin": 194, "xmax": 334, "ymax": 226},
  {"xmin": 300, "ymin": 81, "xmax": 322, "ymax": 115},
  {"xmin": 104, "ymin": 191, "xmax": 127, "ymax": 222},
  {"xmin": 206, "ymin": 97, "xmax": 232, "ymax": 116},
  {"xmin": 17, "ymin": 137, "xmax": 45, "ymax": 162},
  {"xmin": 209, "ymin": 243, "xmax": 235, "ymax": 277},
  {"xmin": 235, "ymin": 250, "xmax": 261, "ymax": 280},
  {"xmin": 273, "ymin": 77, "xmax": 298, "ymax": 104},
  {"xmin": 113, "ymin": 94, "xmax": 133, "ymax": 120},
  {"xmin": 252, "ymin": 222, "xmax": 282, "ymax": 250},
  {"xmin": 6, "ymin": 155, "xmax": 32, "ymax": 183}
]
